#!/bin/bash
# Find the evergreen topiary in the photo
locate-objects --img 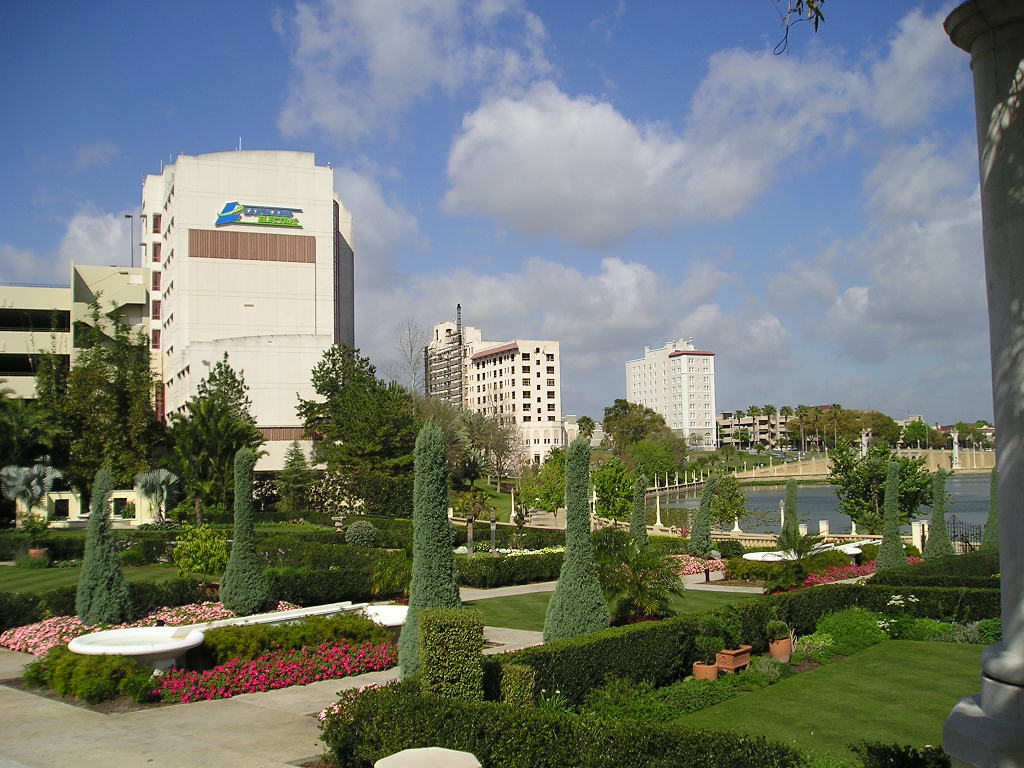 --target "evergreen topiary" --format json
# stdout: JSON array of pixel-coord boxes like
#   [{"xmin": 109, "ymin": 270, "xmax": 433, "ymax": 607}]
[
  {"xmin": 630, "ymin": 474, "xmax": 649, "ymax": 546},
  {"xmin": 923, "ymin": 470, "xmax": 955, "ymax": 560},
  {"xmin": 220, "ymin": 448, "xmax": 270, "ymax": 615},
  {"xmin": 399, "ymin": 420, "xmax": 462, "ymax": 678},
  {"xmin": 345, "ymin": 519, "xmax": 380, "ymax": 548},
  {"xmin": 420, "ymin": 607, "xmax": 484, "ymax": 701},
  {"xmin": 876, "ymin": 461, "xmax": 907, "ymax": 571},
  {"xmin": 783, "ymin": 479, "xmax": 799, "ymax": 539},
  {"xmin": 543, "ymin": 436, "xmax": 609, "ymax": 643},
  {"xmin": 981, "ymin": 468, "xmax": 999, "ymax": 552},
  {"xmin": 76, "ymin": 465, "xmax": 131, "ymax": 625},
  {"xmin": 689, "ymin": 474, "xmax": 719, "ymax": 559}
]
